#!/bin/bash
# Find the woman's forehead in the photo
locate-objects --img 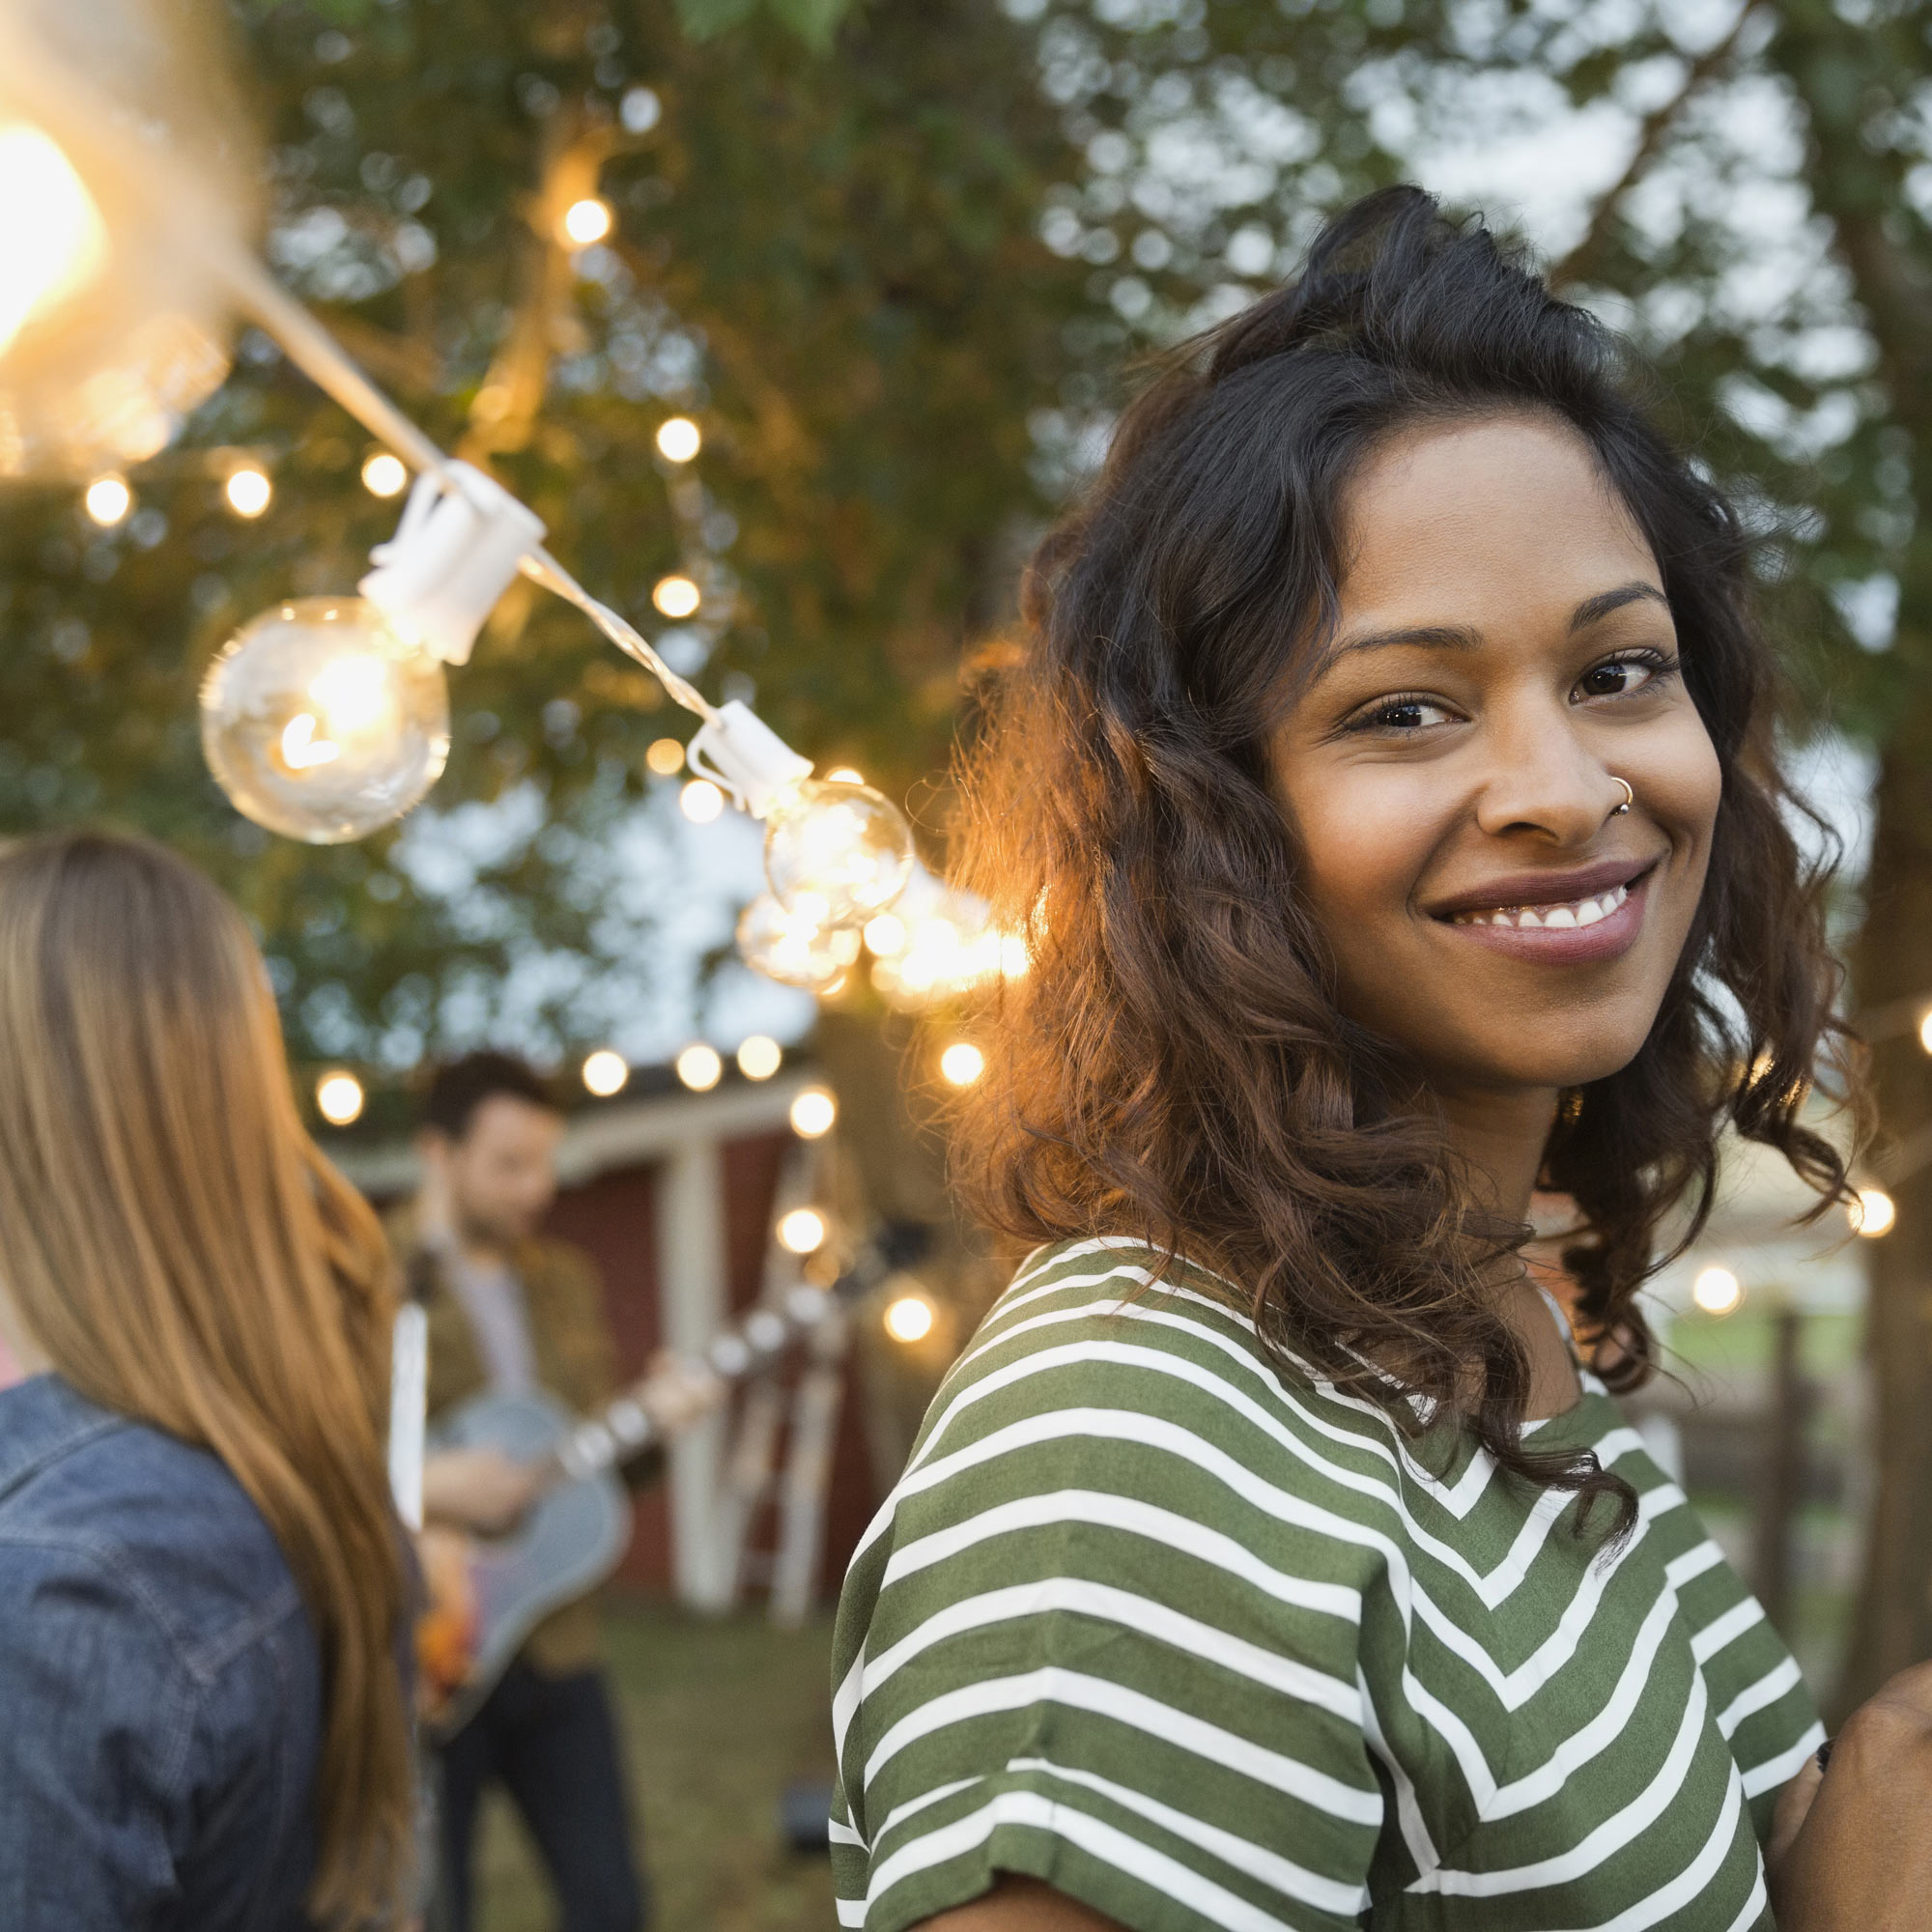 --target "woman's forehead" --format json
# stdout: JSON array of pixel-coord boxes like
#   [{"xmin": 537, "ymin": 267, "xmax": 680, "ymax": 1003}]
[{"xmin": 1334, "ymin": 415, "xmax": 1659, "ymax": 624}]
